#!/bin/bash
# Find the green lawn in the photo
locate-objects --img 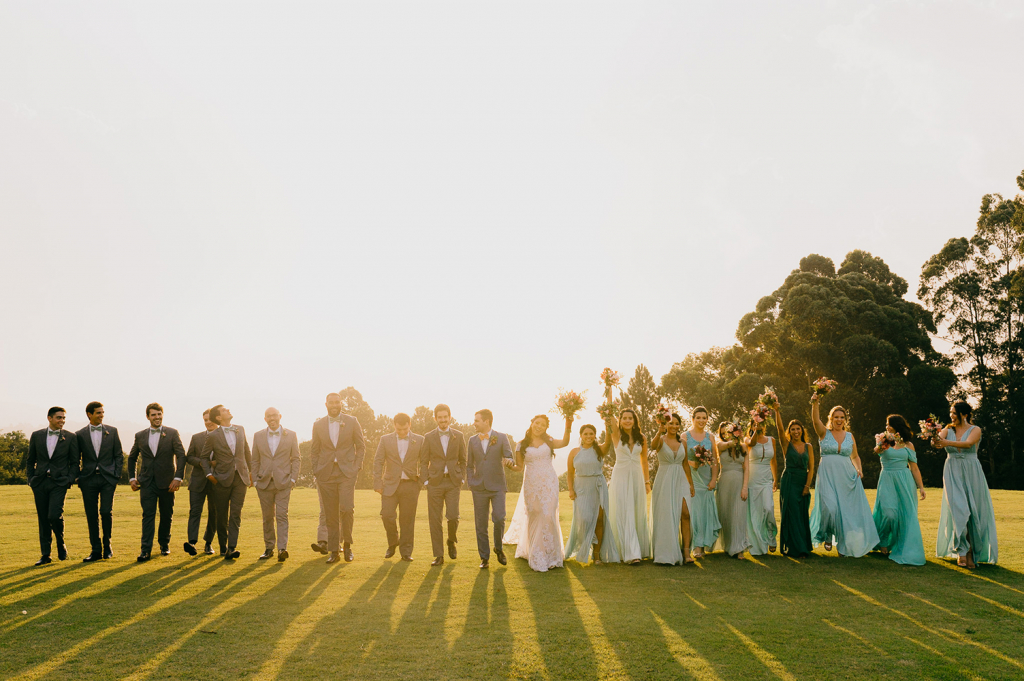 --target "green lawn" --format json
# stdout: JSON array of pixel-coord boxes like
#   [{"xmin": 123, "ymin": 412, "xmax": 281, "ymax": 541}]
[{"xmin": 0, "ymin": 486, "xmax": 1022, "ymax": 680}]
